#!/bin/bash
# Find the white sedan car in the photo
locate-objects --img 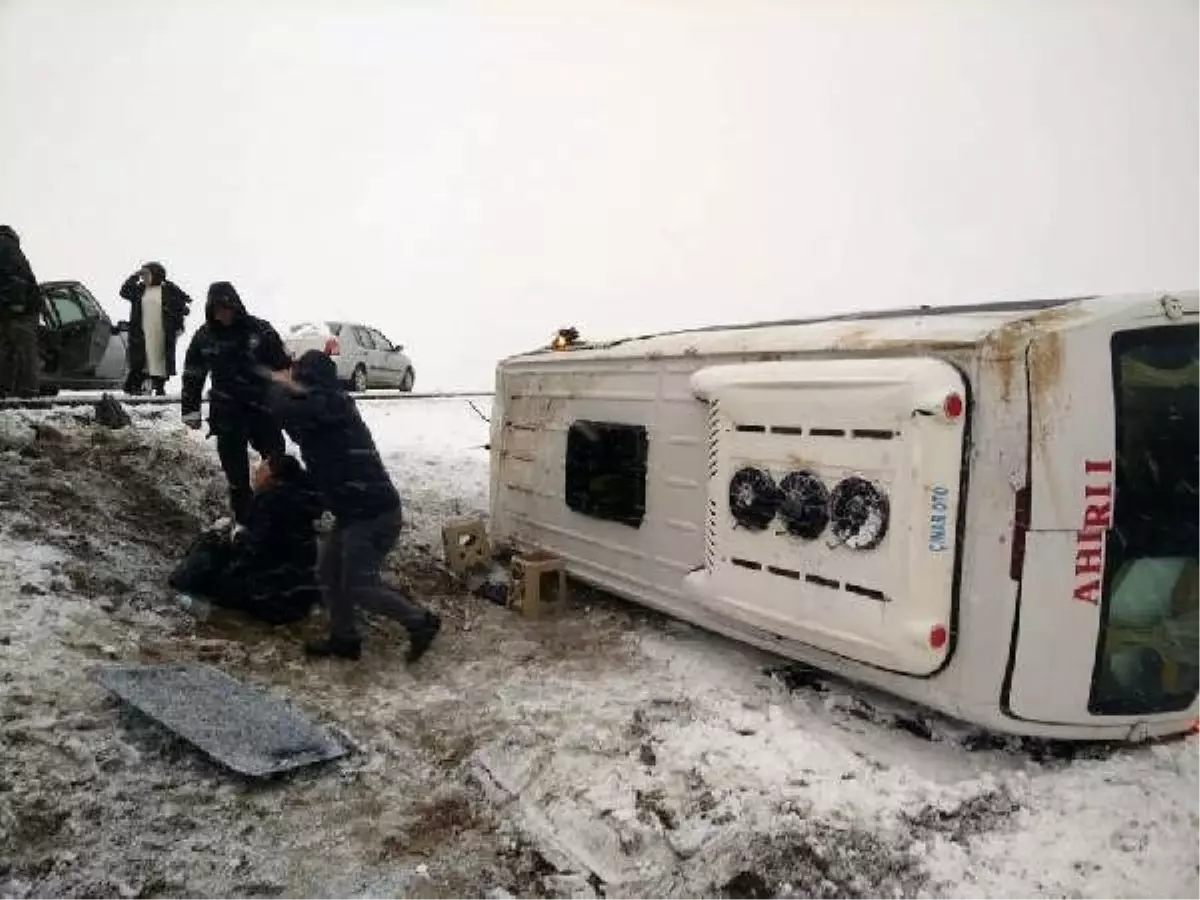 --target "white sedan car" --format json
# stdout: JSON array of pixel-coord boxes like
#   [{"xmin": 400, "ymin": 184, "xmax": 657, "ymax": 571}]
[{"xmin": 283, "ymin": 321, "xmax": 415, "ymax": 392}]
